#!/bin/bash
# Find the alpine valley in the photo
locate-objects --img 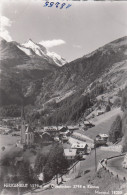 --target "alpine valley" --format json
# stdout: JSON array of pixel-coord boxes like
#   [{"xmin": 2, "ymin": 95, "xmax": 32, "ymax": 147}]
[{"xmin": 0, "ymin": 36, "xmax": 127, "ymax": 125}]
